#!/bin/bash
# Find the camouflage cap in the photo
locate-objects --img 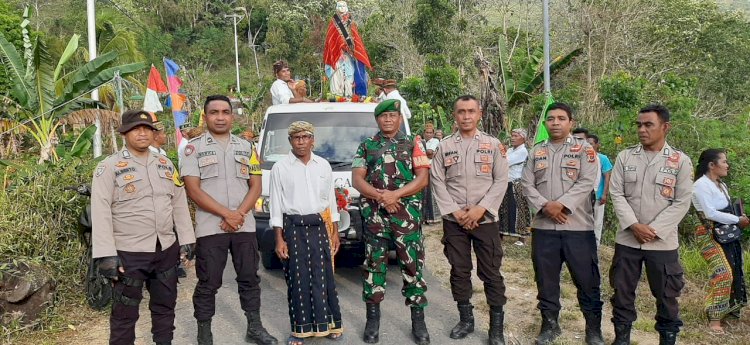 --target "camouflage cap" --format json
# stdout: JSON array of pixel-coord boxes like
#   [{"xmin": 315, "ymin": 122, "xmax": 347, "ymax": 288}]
[
  {"xmin": 288, "ymin": 121, "xmax": 315, "ymax": 136},
  {"xmin": 374, "ymin": 99, "xmax": 401, "ymax": 118}
]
